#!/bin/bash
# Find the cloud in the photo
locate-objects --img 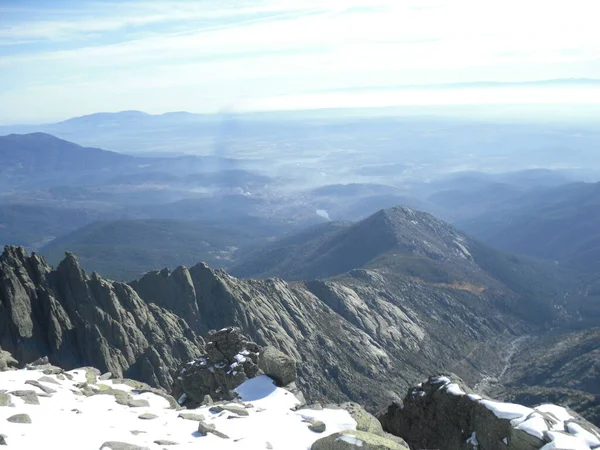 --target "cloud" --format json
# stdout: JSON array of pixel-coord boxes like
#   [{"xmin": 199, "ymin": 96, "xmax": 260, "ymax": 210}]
[{"xmin": 1, "ymin": 0, "xmax": 600, "ymax": 123}]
